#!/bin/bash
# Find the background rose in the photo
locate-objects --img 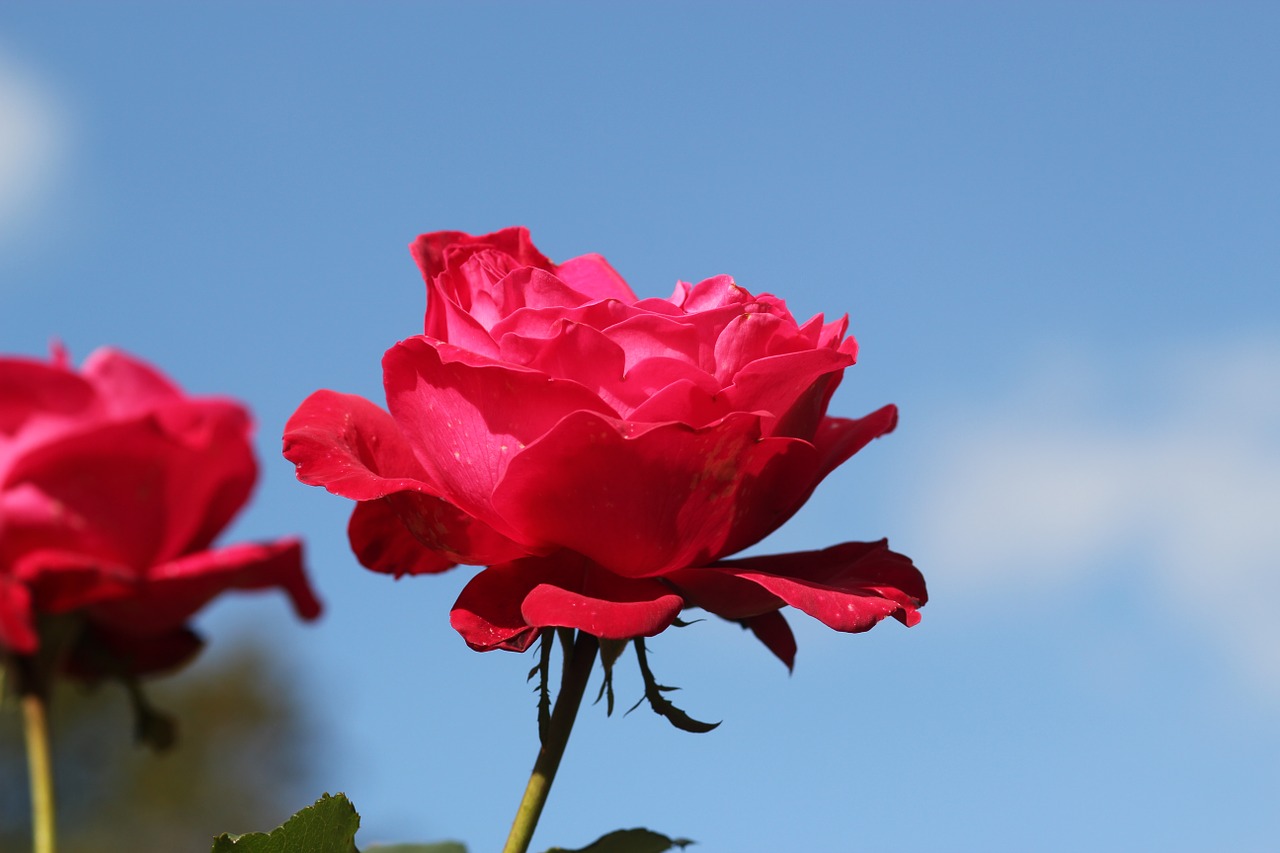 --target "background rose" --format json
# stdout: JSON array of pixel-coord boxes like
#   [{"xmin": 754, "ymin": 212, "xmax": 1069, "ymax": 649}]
[
  {"xmin": 0, "ymin": 346, "xmax": 321, "ymax": 678},
  {"xmin": 285, "ymin": 227, "xmax": 924, "ymax": 667}
]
